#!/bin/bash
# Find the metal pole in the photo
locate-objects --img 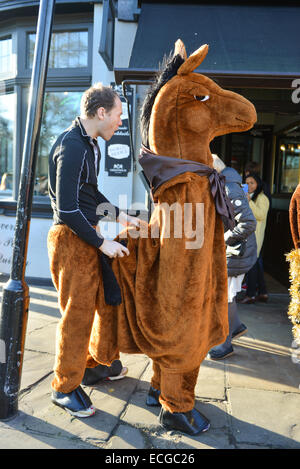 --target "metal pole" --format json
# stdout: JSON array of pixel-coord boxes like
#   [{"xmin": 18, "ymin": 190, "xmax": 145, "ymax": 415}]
[{"xmin": 0, "ymin": 0, "xmax": 55, "ymax": 420}]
